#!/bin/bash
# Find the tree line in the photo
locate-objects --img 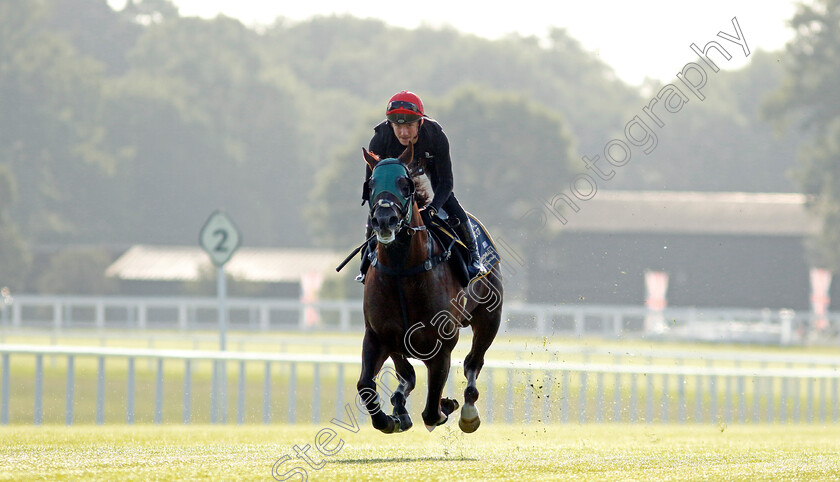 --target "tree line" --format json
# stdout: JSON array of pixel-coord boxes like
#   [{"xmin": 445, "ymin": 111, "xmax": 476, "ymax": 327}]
[{"xmin": 0, "ymin": 0, "xmax": 828, "ymax": 294}]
